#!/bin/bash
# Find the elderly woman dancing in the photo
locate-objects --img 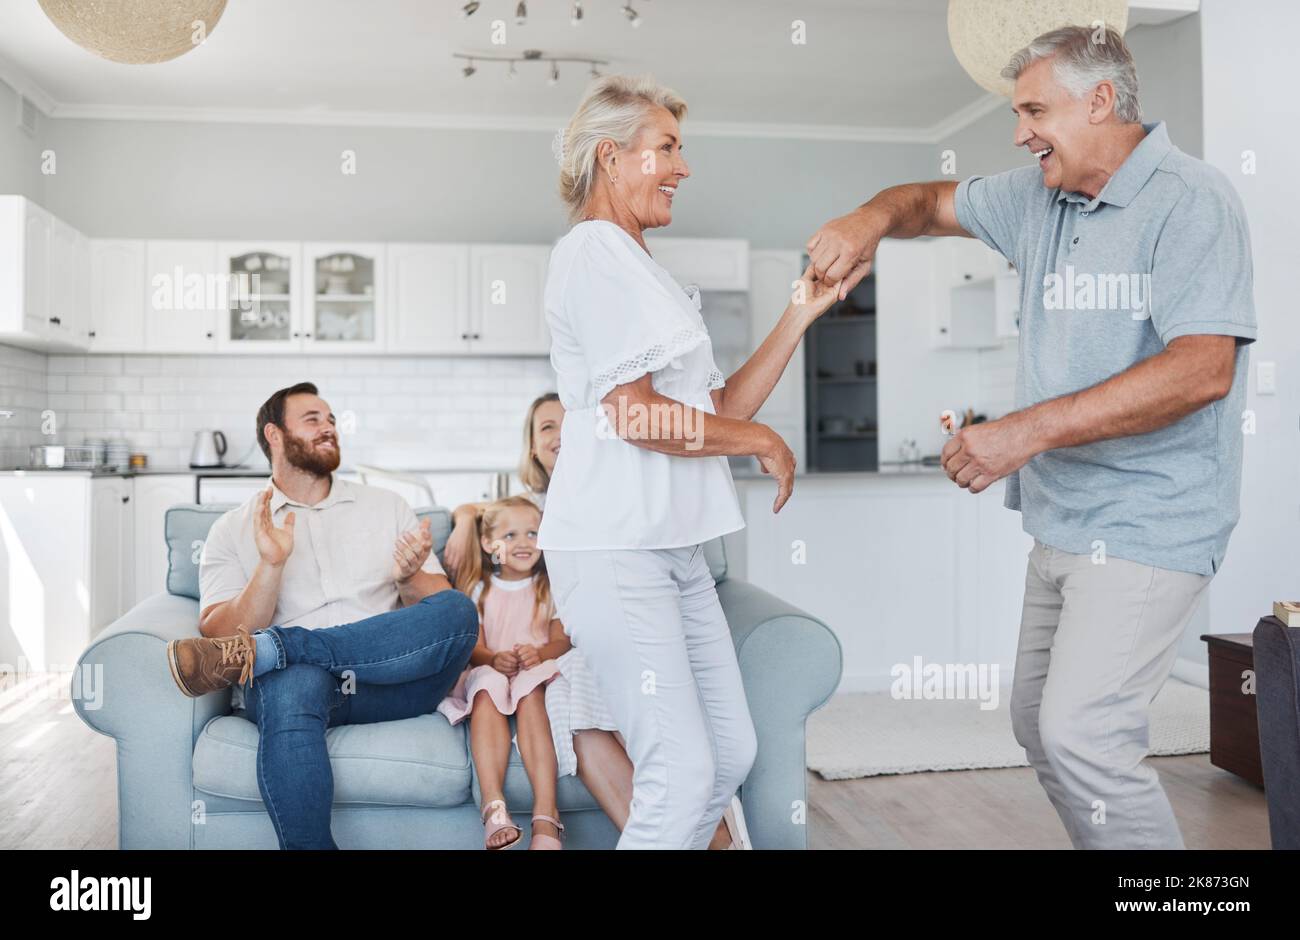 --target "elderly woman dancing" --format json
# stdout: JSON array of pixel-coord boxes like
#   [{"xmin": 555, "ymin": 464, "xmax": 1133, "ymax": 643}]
[{"xmin": 537, "ymin": 74, "xmax": 837, "ymax": 848}]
